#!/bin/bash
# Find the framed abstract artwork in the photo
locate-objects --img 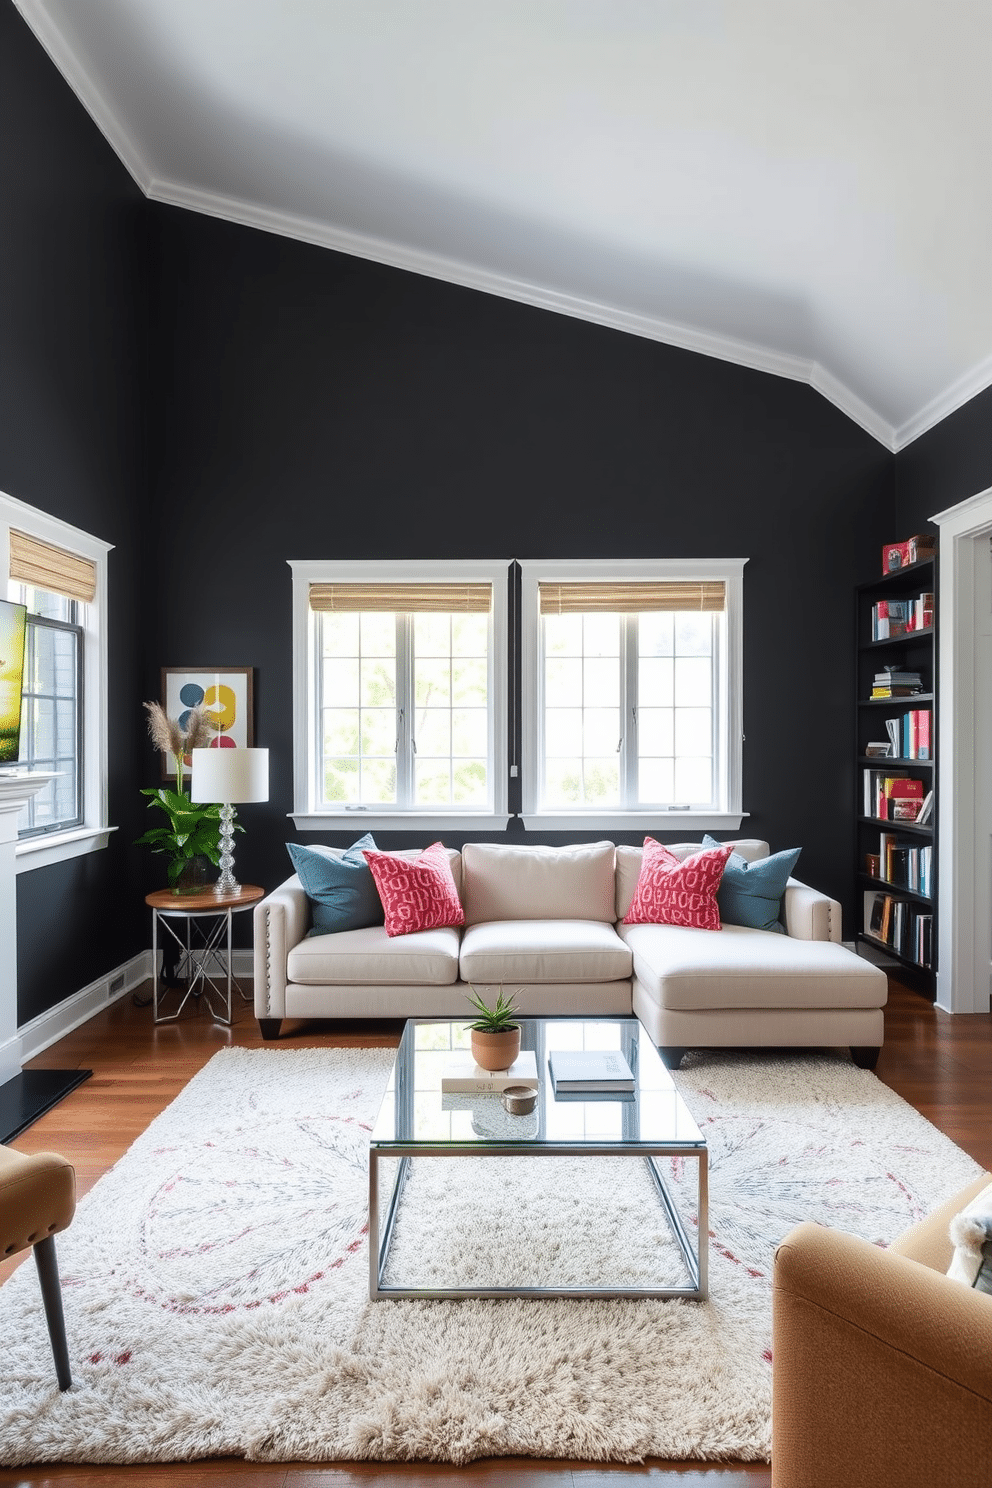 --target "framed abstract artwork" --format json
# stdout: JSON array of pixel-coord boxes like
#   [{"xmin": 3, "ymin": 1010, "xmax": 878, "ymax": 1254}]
[{"xmin": 160, "ymin": 666, "xmax": 254, "ymax": 779}]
